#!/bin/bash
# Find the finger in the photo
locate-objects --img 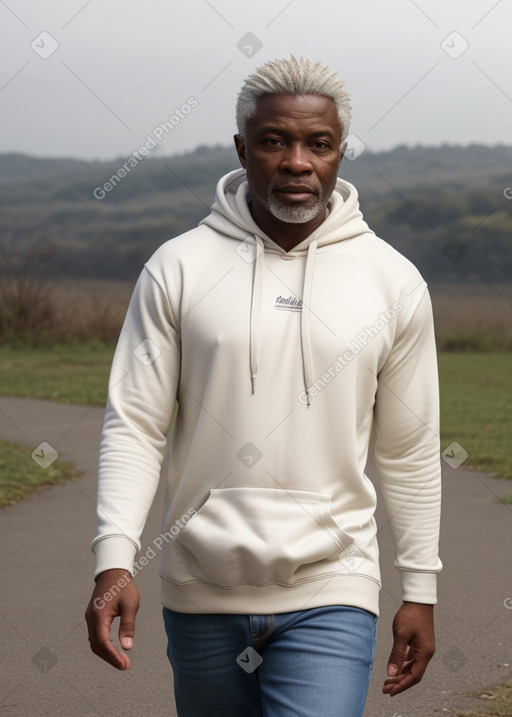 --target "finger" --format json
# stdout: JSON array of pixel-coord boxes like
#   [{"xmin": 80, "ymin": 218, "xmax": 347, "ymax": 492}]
[
  {"xmin": 117, "ymin": 588, "xmax": 139, "ymax": 651},
  {"xmin": 386, "ymin": 637, "xmax": 409, "ymax": 677},
  {"xmin": 118, "ymin": 614, "xmax": 136, "ymax": 651},
  {"xmin": 90, "ymin": 616, "xmax": 131, "ymax": 670},
  {"xmin": 86, "ymin": 605, "xmax": 131, "ymax": 670},
  {"xmin": 383, "ymin": 671, "xmax": 419, "ymax": 696},
  {"xmin": 382, "ymin": 657, "xmax": 423, "ymax": 696},
  {"xmin": 96, "ymin": 638, "xmax": 131, "ymax": 670}
]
